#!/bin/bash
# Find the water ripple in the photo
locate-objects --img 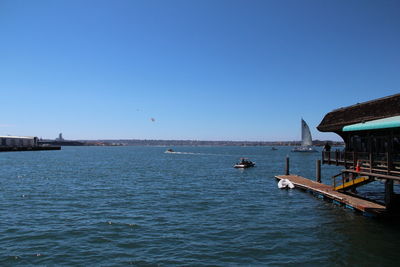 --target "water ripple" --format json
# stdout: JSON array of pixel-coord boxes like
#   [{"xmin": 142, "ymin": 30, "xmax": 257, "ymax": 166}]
[{"xmin": 1, "ymin": 146, "xmax": 400, "ymax": 265}]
